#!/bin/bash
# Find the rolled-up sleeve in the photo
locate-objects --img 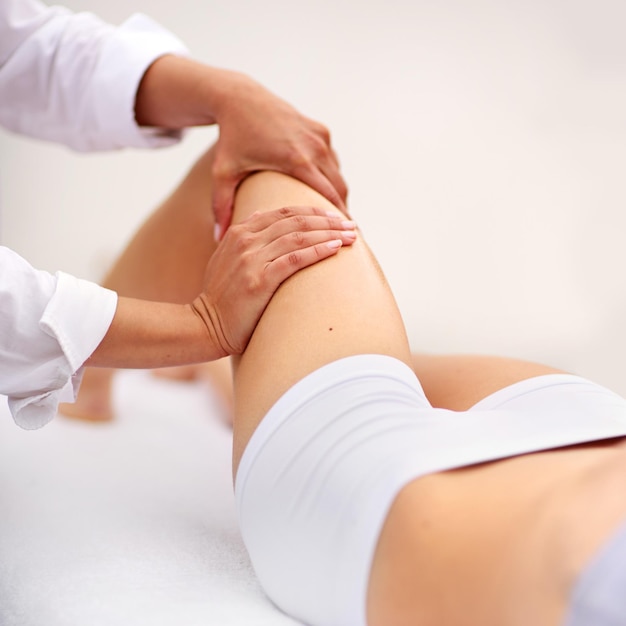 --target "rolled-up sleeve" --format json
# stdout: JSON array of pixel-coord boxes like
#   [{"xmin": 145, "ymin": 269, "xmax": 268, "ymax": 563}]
[
  {"xmin": 0, "ymin": 247, "xmax": 117, "ymax": 429},
  {"xmin": 0, "ymin": 0, "xmax": 189, "ymax": 151}
]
